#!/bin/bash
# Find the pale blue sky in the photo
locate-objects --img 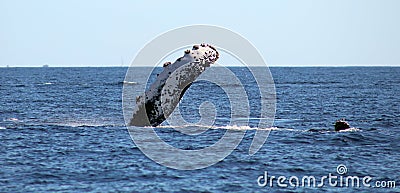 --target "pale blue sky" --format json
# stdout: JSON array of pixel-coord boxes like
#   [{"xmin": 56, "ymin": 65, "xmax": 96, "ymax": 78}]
[{"xmin": 1, "ymin": 0, "xmax": 399, "ymax": 67}]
